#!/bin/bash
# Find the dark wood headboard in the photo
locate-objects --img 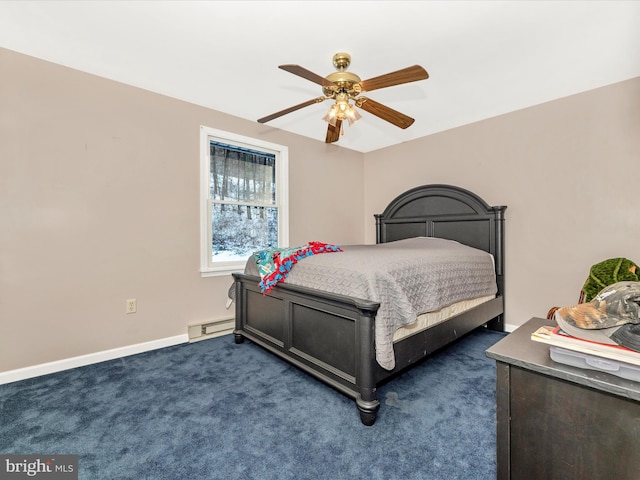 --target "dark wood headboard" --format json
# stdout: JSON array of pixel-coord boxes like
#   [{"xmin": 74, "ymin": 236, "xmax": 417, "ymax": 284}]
[{"xmin": 374, "ymin": 184, "xmax": 507, "ymax": 297}]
